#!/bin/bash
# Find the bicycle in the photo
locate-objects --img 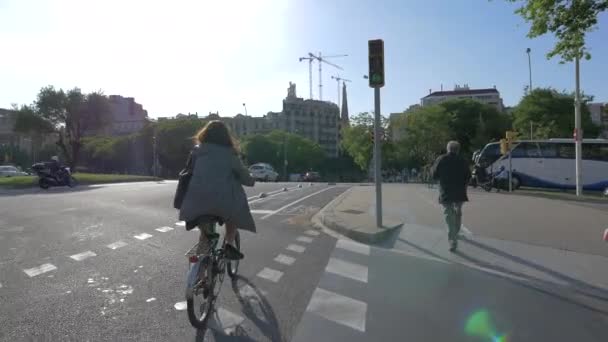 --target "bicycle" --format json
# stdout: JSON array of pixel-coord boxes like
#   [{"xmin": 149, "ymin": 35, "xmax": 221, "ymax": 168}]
[{"xmin": 185, "ymin": 216, "xmax": 241, "ymax": 330}]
